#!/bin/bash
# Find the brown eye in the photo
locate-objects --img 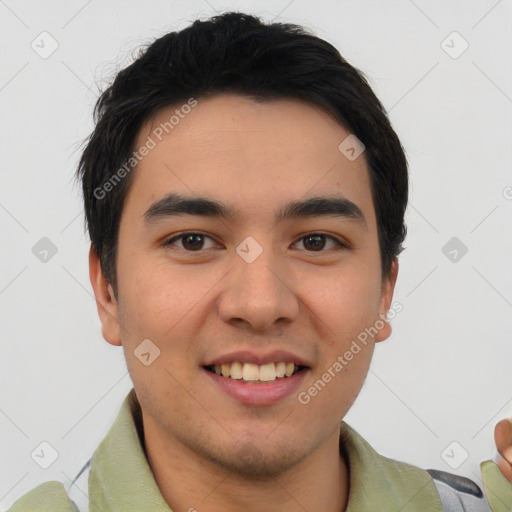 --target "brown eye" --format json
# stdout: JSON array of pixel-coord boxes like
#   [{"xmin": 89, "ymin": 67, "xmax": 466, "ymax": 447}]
[
  {"xmin": 164, "ymin": 232, "xmax": 216, "ymax": 251},
  {"xmin": 294, "ymin": 233, "xmax": 345, "ymax": 252},
  {"xmin": 303, "ymin": 234, "xmax": 326, "ymax": 251},
  {"xmin": 181, "ymin": 234, "xmax": 205, "ymax": 251}
]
